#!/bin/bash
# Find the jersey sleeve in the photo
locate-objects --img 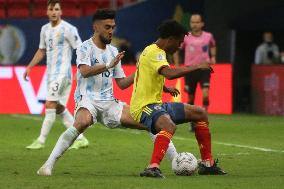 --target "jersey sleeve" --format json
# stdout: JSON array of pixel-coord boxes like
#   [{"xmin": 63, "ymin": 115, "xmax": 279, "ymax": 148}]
[
  {"xmin": 67, "ymin": 27, "xmax": 82, "ymax": 49},
  {"xmin": 39, "ymin": 26, "xmax": 46, "ymax": 49},
  {"xmin": 209, "ymin": 33, "xmax": 216, "ymax": 47},
  {"xmin": 76, "ymin": 44, "xmax": 91, "ymax": 67},
  {"xmin": 150, "ymin": 51, "xmax": 169, "ymax": 73}
]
